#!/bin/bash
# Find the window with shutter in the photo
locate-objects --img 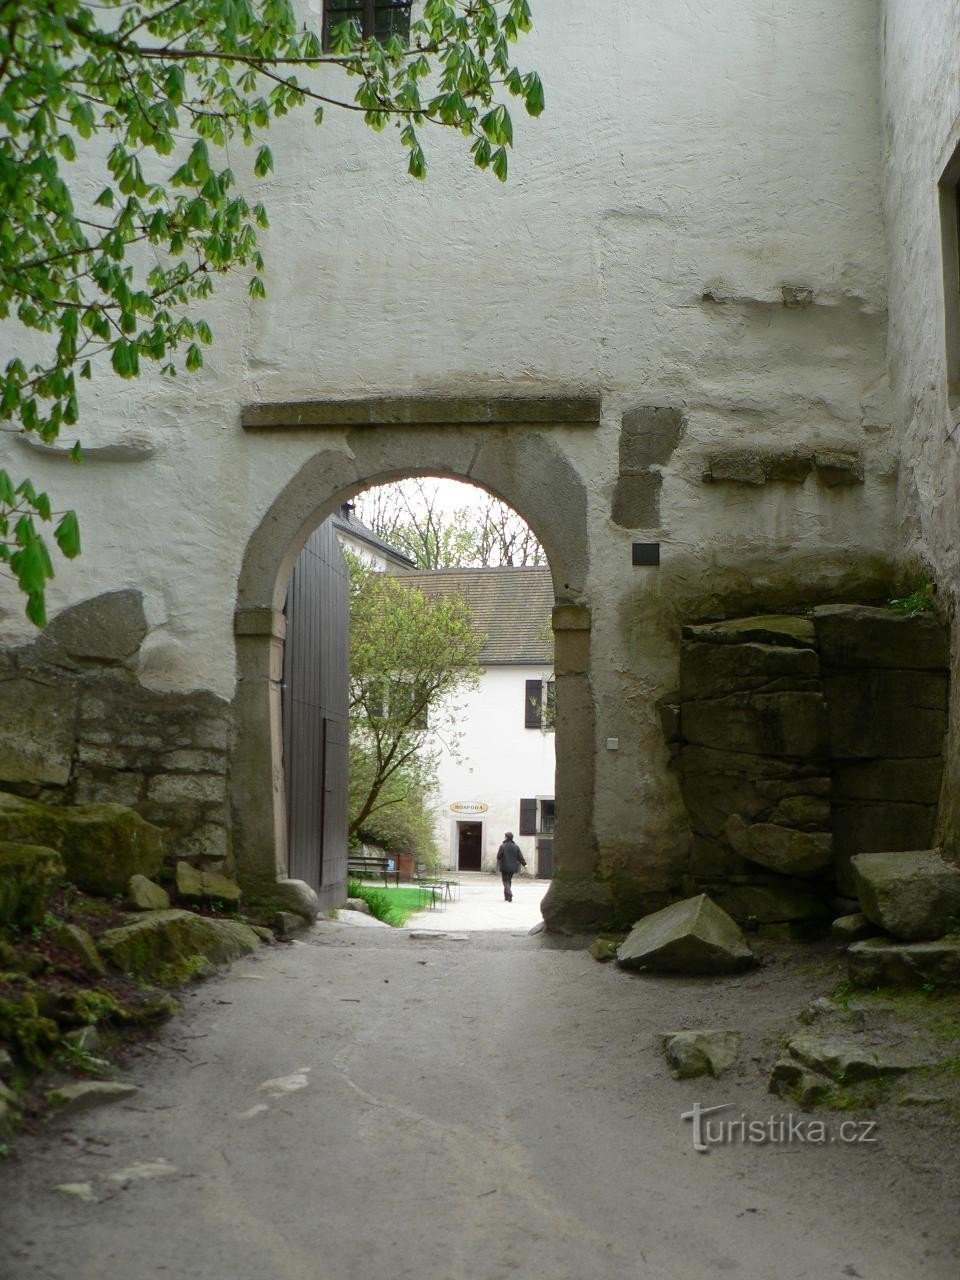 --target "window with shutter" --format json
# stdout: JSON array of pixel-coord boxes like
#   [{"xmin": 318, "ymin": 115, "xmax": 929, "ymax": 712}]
[
  {"xmin": 524, "ymin": 678, "xmax": 542, "ymax": 729},
  {"xmin": 519, "ymin": 798, "xmax": 538, "ymax": 836}
]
